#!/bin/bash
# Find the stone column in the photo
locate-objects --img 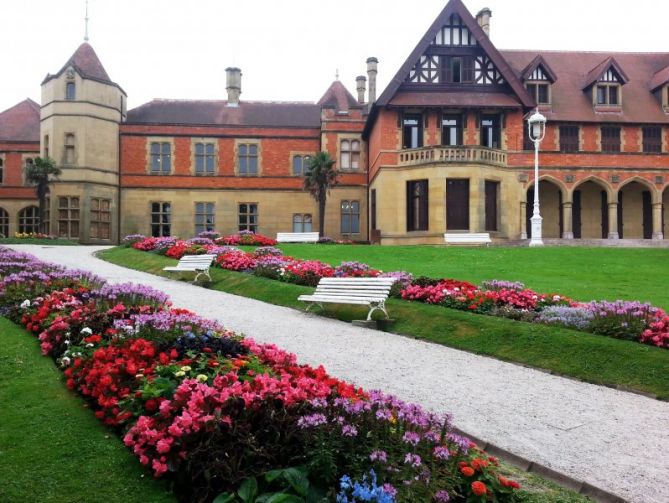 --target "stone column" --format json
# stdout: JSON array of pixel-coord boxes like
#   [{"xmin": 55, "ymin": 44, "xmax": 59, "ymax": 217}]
[
  {"xmin": 562, "ymin": 201, "xmax": 574, "ymax": 239},
  {"xmin": 608, "ymin": 202, "xmax": 619, "ymax": 239},
  {"xmin": 520, "ymin": 201, "xmax": 527, "ymax": 239},
  {"xmin": 652, "ymin": 202, "xmax": 664, "ymax": 240}
]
